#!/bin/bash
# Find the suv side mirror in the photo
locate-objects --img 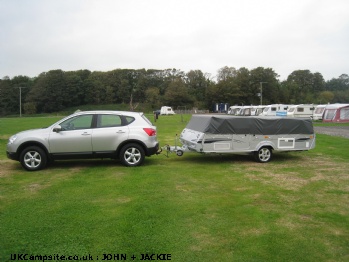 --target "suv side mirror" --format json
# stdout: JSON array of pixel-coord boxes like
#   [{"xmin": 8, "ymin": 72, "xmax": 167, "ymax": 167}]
[{"xmin": 53, "ymin": 125, "xmax": 62, "ymax": 133}]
